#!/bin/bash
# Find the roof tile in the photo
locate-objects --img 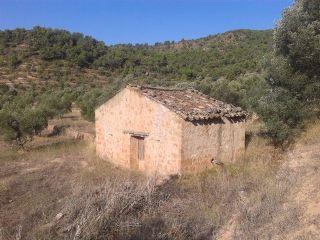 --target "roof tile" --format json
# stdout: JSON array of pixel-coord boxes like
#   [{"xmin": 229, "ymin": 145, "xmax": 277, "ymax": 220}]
[{"xmin": 129, "ymin": 85, "xmax": 247, "ymax": 121}]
